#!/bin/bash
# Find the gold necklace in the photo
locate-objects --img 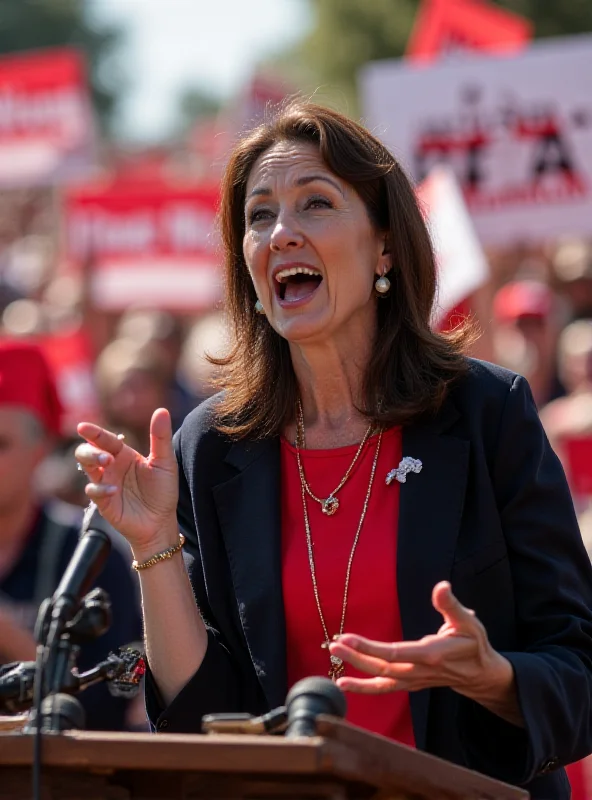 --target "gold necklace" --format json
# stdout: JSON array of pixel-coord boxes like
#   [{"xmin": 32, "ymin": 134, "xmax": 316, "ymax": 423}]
[
  {"xmin": 296, "ymin": 400, "xmax": 374, "ymax": 516},
  {"xmin": 299, "ymin": 429, "xmax": 383, "ymax": 681}
]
